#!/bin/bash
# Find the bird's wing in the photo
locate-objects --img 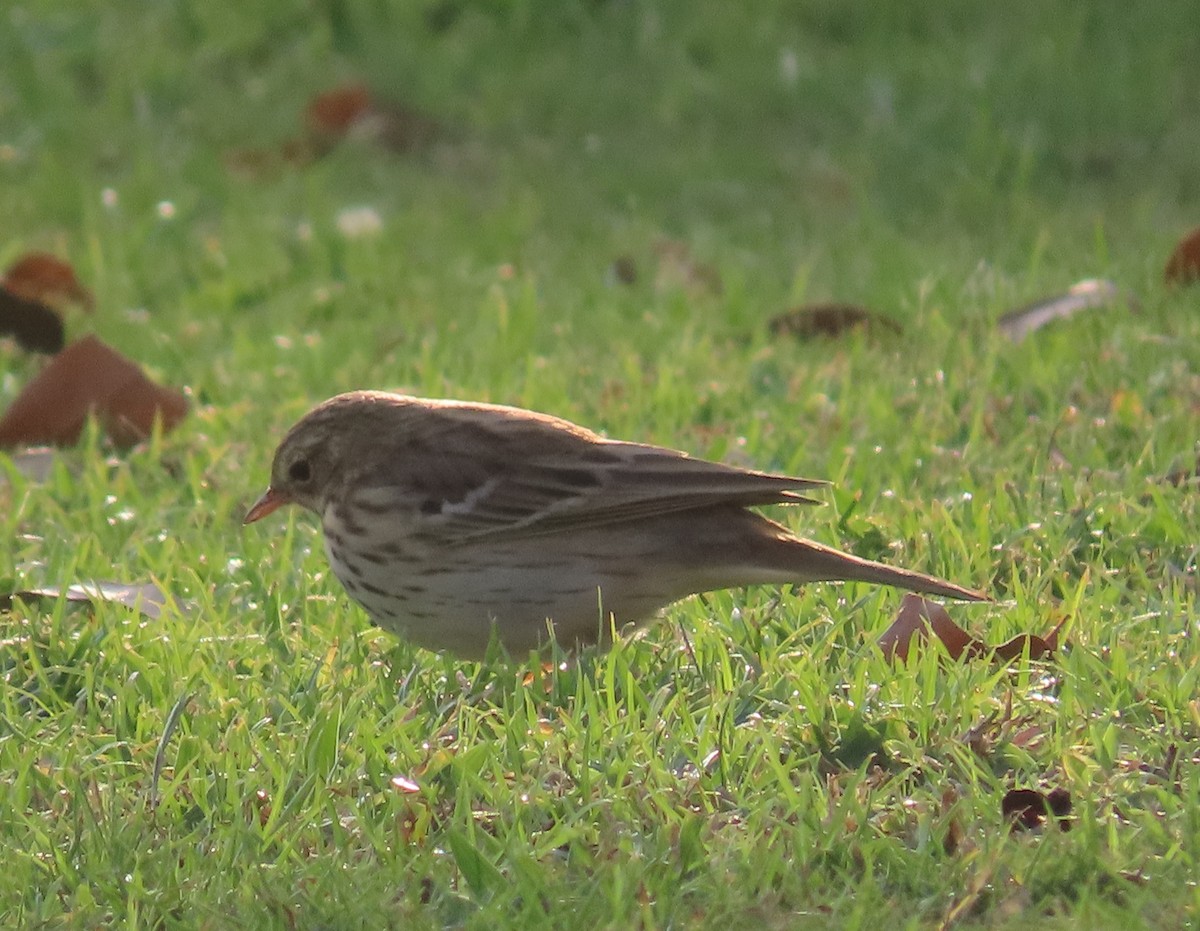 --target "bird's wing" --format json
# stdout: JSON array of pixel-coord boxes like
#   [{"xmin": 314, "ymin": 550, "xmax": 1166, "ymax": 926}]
[{"xmin": 354, "ymin": 401, "xmax": 826, "ymax": 544}]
